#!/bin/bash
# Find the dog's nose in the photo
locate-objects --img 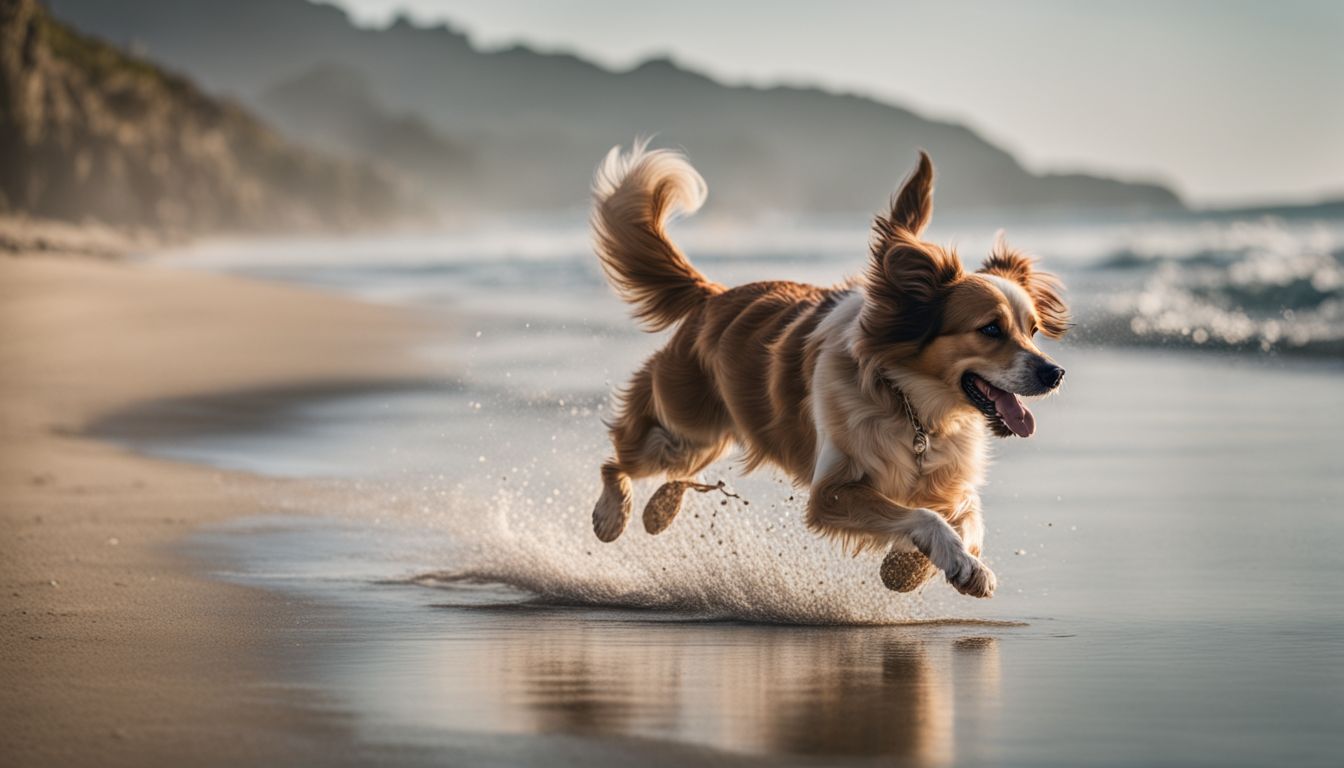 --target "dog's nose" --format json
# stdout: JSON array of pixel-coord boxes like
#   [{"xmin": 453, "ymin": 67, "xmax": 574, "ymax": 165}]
[{"xmin": 1036, "ymin": 363, "xmax": 1065, "ymax": 390}]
